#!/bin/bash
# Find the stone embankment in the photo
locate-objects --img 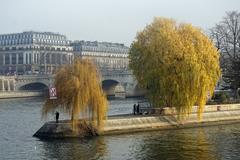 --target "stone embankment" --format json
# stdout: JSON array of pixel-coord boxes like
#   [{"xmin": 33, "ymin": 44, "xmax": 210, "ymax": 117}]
[
  {"xmin": 34, "ymin": 104, "xmax": 240, "ymax": 138},
  {"xmin": 0, "ymin": 91, "xmax": 43, "ymax": 99}
]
